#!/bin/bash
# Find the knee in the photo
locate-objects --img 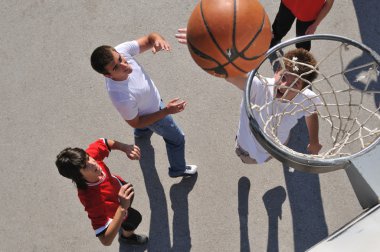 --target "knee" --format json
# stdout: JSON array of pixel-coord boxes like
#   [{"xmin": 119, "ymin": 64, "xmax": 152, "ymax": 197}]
[
  {"xmin": 121, "ymin": 208, "xmax": 142, "ymax": 231},
  {"xmin": 166, "ymin": 132, "xmax": 185, "ymax": 146}
]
